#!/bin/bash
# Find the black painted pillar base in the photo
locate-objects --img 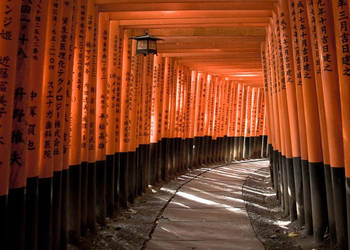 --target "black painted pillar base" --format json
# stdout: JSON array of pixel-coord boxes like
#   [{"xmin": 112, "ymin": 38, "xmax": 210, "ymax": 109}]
[
  {"xmin": 114, "ymin": 153, "xmax": 120, "ymax": 213},
  {"xmin": 330, "ymin": 167, "xmax": 347, "ymax": 249},
  {"xmin": 135, "ymin": 147, "xmax": 141, "ymax": 197},
  {"xmin": 238, "ymin": 136, "xmax": 244, "ymax": 160},
  {"xmin": 301, "ymin": 159, "xmax": 313, "ymax": 235},
  {"xmin": 127, "ymin": 151, "xmax": 136, "ymax": 204},
  {"xmin": 309, "ymin": 162, "xmax": 327, "ymax": 242},
  {"xmin": 106, "ymin": 155, "xmax": 115, "ymax": 218},
  {"xmin": 52, "ymin": 171, "xmax": 62, "ymax": 249},
  {"xmin": 281, "ymin": 155, "xmax": 289, "ymax": 217},
  {"xmin": 272, "ymin": 150, "xmax": 279, "ymax": 196},
  {"xmin": 119, "ymin": 152, "xmax": 128, "ymax": 208},
  {"xmin": 87, "ymin": 163, "xmax": 96, "ymax": 233},
  {"xmin": 346, "ymin": 177, "xmax": 350, "ymax": 249},
  {"xmin": 8, "ymin": 187, "xmax": 26, "ymax": 250},
  {"xmin": 161, "ymin": 138, "xmax": 168, "ymax": 181},
  {"xmin": 0, "ymin": 194, "xmax": 7, "ymax": 249},
  {"xmin": 96, "ymin": 160, "xmax": 106, "ymax": 225},
  {"xmin": 292, "ymin": 157, "xmax": 304, "ymax": 226},
  {"xmin": 38, "ymin": 177, "xmax": 53, "ymax": 250},
  {"xmin": 61, "ymin": 169, "xmax": 69, "ymax": 250},
  {"xmin": 80, "ymin": 163, "xmax": 88, "ymax": 236},
  {"xmin": 278, "ymin": 153, "xmax": 284, "ymax": 208},
  {"xmin": 156, "ymin": 140, "xmax": 162, "ymax": 183},
  {"xmin": 286, "ymin": 157, "xmax": 297, "ymax": 221},
  {"xmin": 144, "ymin": 144, "xmax": 151, "ymax": 193},
  {"xmin": 188, "ymin": 138, "xmax": 195, "ymax": 169},
  {"xmin": 68, "ymin": 164, "xmax": 82, "ymax": 244},
  {"xmin": 324, "ymin": 164, "xmax": 336, "ymax": 243},
  {"xmin": 26, "ymin": 177, "xmax": 39, "ymax": 250}
]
